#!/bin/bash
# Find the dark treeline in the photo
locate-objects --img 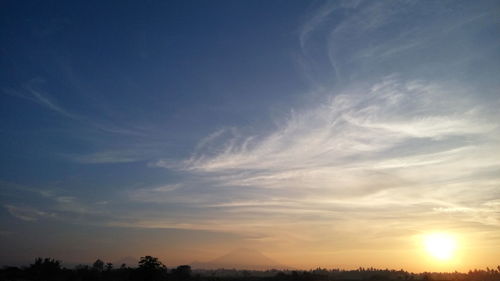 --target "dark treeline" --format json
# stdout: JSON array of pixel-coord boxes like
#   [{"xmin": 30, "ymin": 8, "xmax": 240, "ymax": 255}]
[{"xmin": 1, "ymin": 256, "xmax": 499, "ymax": 281}]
